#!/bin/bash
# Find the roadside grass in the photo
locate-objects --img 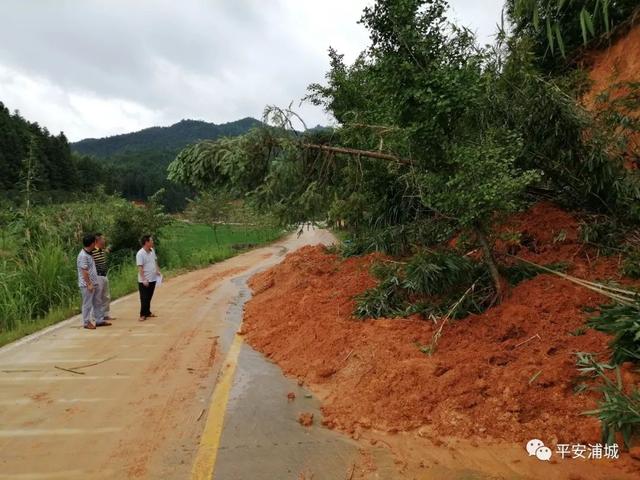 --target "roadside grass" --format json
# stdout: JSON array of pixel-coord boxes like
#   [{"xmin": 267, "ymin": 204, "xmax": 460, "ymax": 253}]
[{"xmin": 0, "ymin": 223, "xmax": 284, "ymax": 348}]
